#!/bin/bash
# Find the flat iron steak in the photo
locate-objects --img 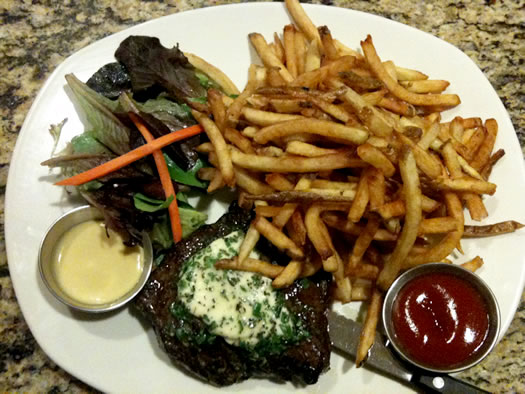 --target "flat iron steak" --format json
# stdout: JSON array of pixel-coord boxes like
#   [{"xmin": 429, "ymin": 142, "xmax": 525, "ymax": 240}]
[{"xmin": 134, "ymin": 203, "xmax": 331, "ymax": 386}]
